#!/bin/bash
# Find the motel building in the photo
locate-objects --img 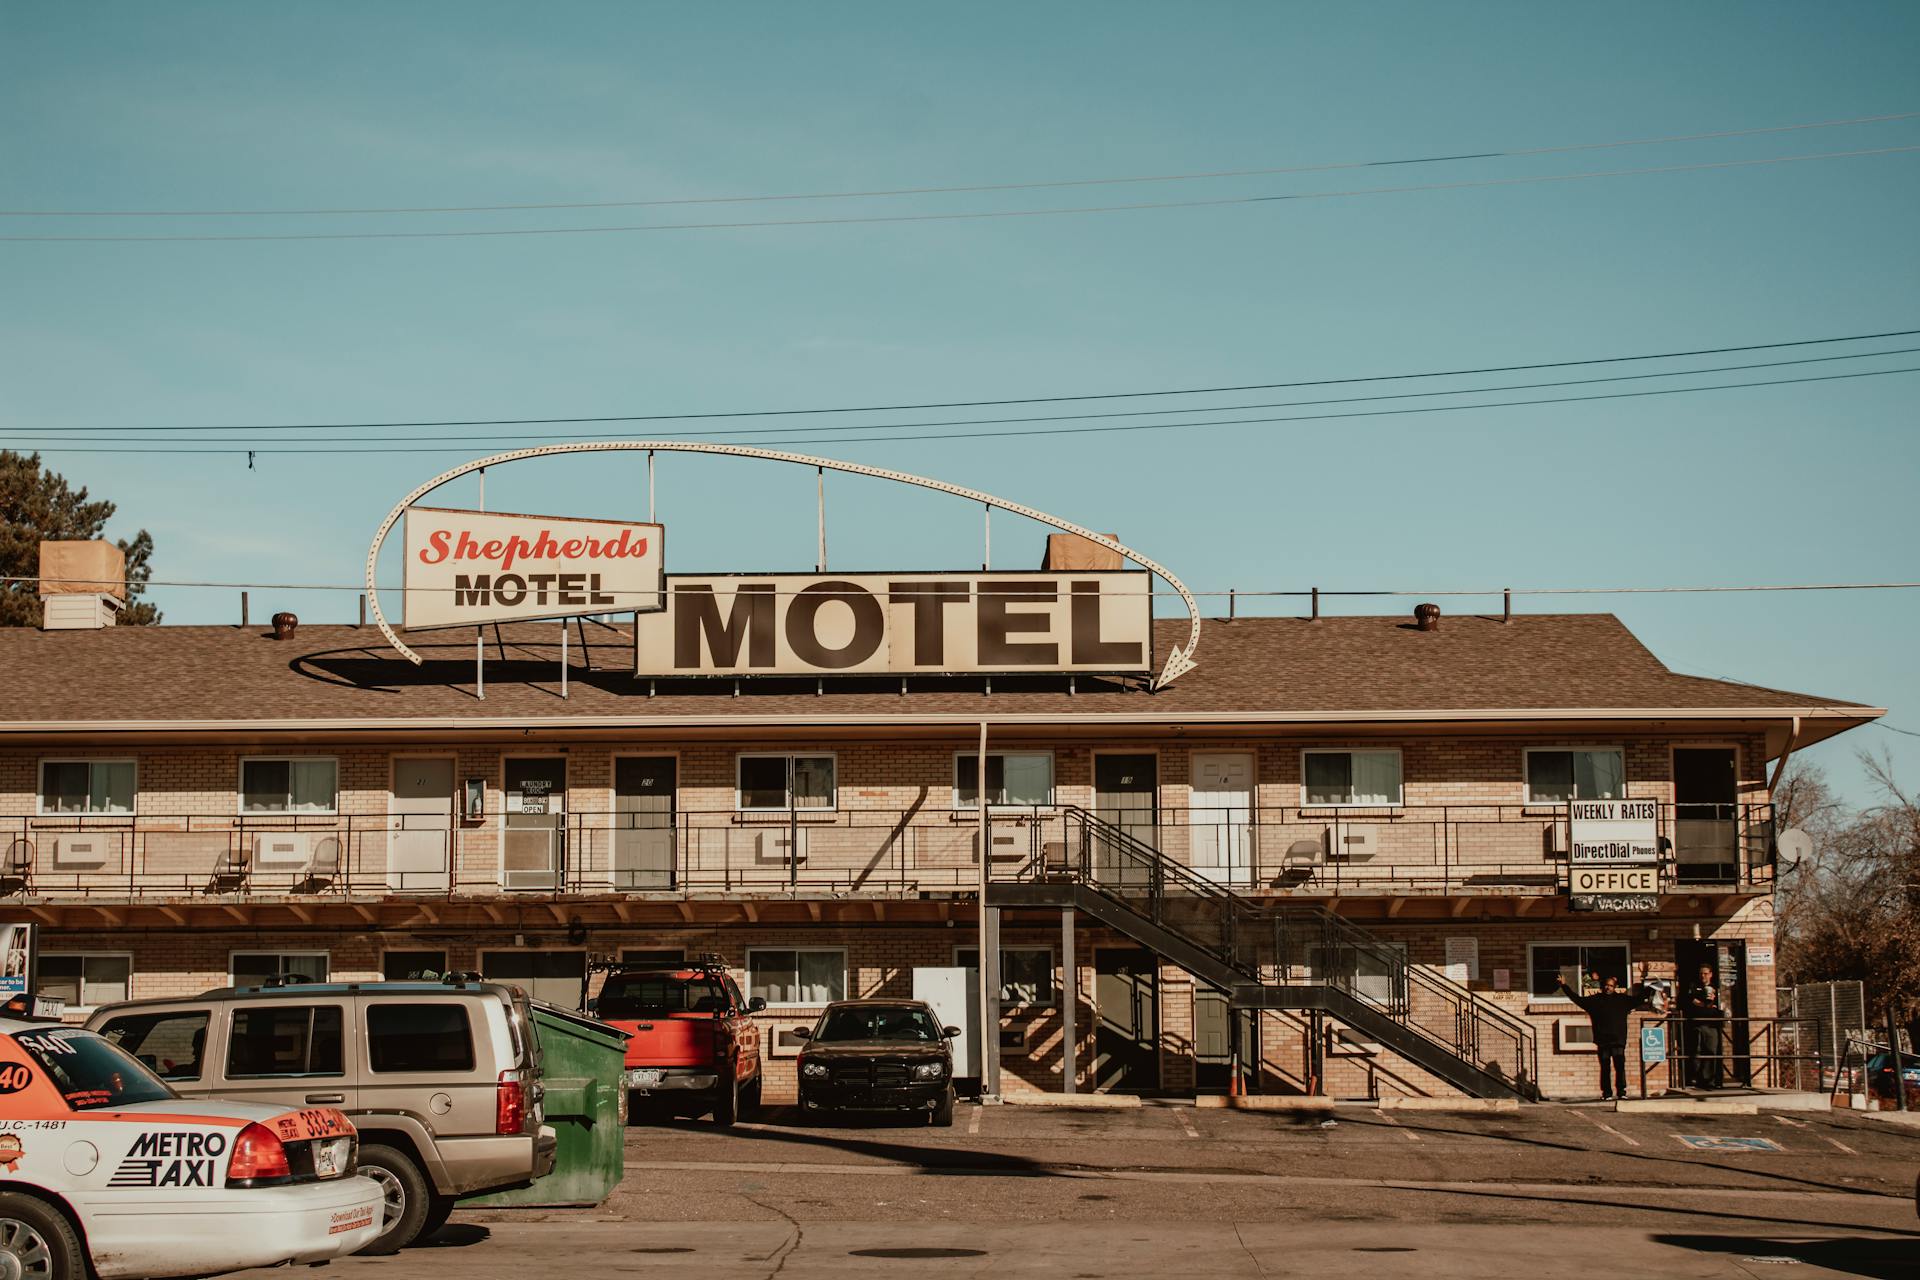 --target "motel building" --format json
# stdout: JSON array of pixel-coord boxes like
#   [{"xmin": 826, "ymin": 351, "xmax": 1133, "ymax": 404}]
[{"xmin": 0, "ymin": 450, "xmax": 1886, "ymax": 1103}]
